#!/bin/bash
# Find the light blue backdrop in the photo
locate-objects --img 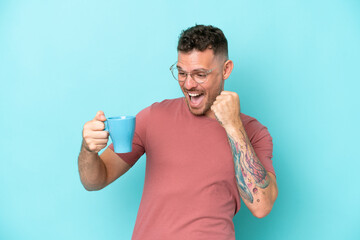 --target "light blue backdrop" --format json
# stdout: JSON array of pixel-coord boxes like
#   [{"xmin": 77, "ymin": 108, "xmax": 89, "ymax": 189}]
[{"xmin": 1, "ymin": 0, "xmax": 359, "ymax": 239}]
